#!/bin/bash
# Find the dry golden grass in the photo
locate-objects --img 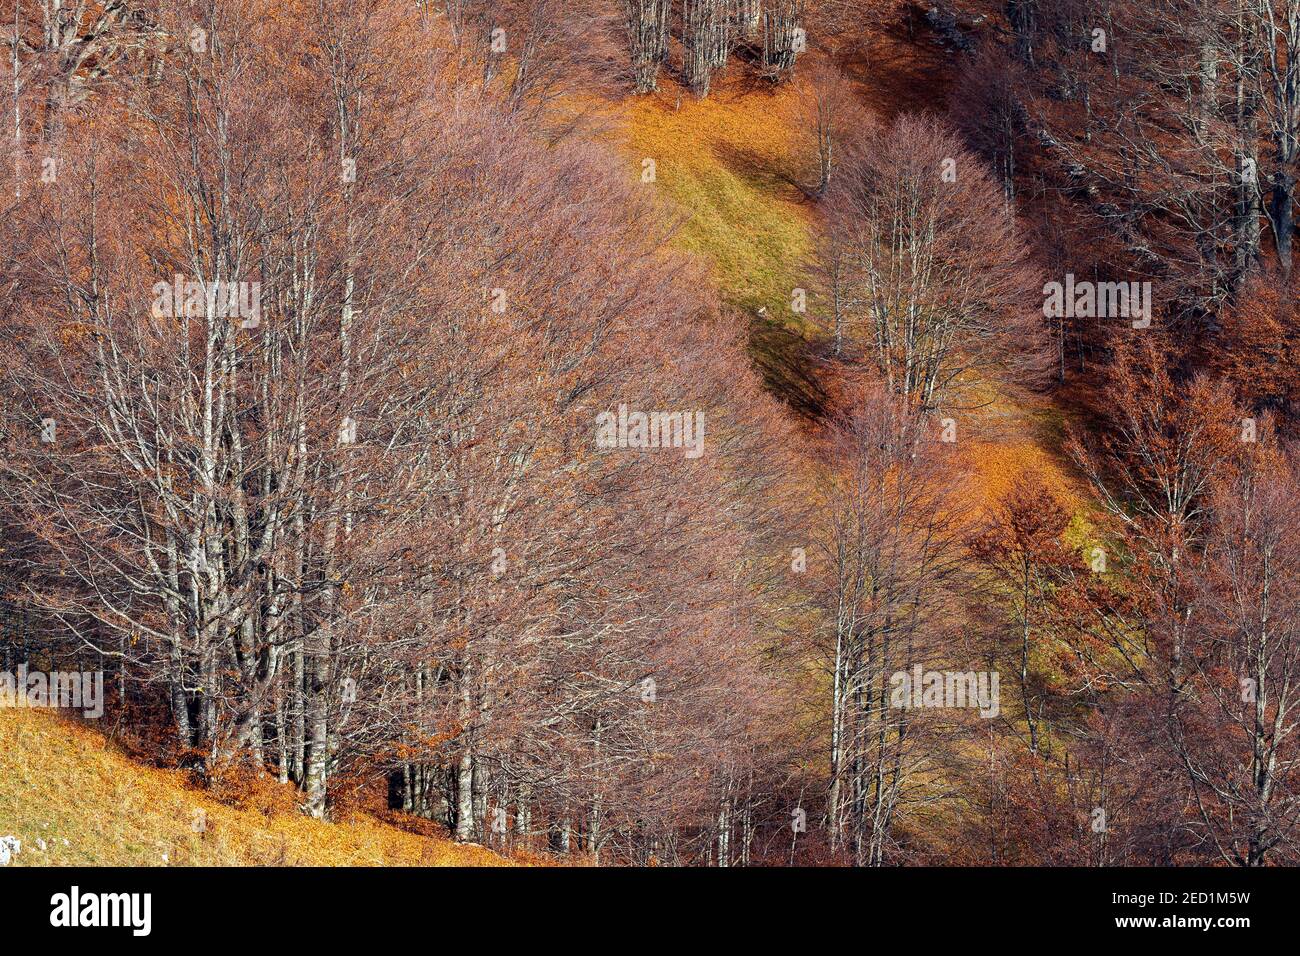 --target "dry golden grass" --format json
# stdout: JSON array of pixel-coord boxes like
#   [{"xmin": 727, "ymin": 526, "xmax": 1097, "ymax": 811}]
[
  {"xmin": 956, "ymin": 399, "xmax": 1086, "ymax": 514},
  {"xmin": 0, "ymin": 708, "xmax": 515, "ymax": 867},
  {"xmin": 607, "ymin": 72, "xmax": 817, "ymax": 316}
]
